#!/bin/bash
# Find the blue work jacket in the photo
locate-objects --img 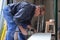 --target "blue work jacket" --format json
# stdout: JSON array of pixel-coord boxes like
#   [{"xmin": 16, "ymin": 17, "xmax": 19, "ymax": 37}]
[{"xmin": 3, "ymin": 1, "xmax": 35, "ymax": 31}]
